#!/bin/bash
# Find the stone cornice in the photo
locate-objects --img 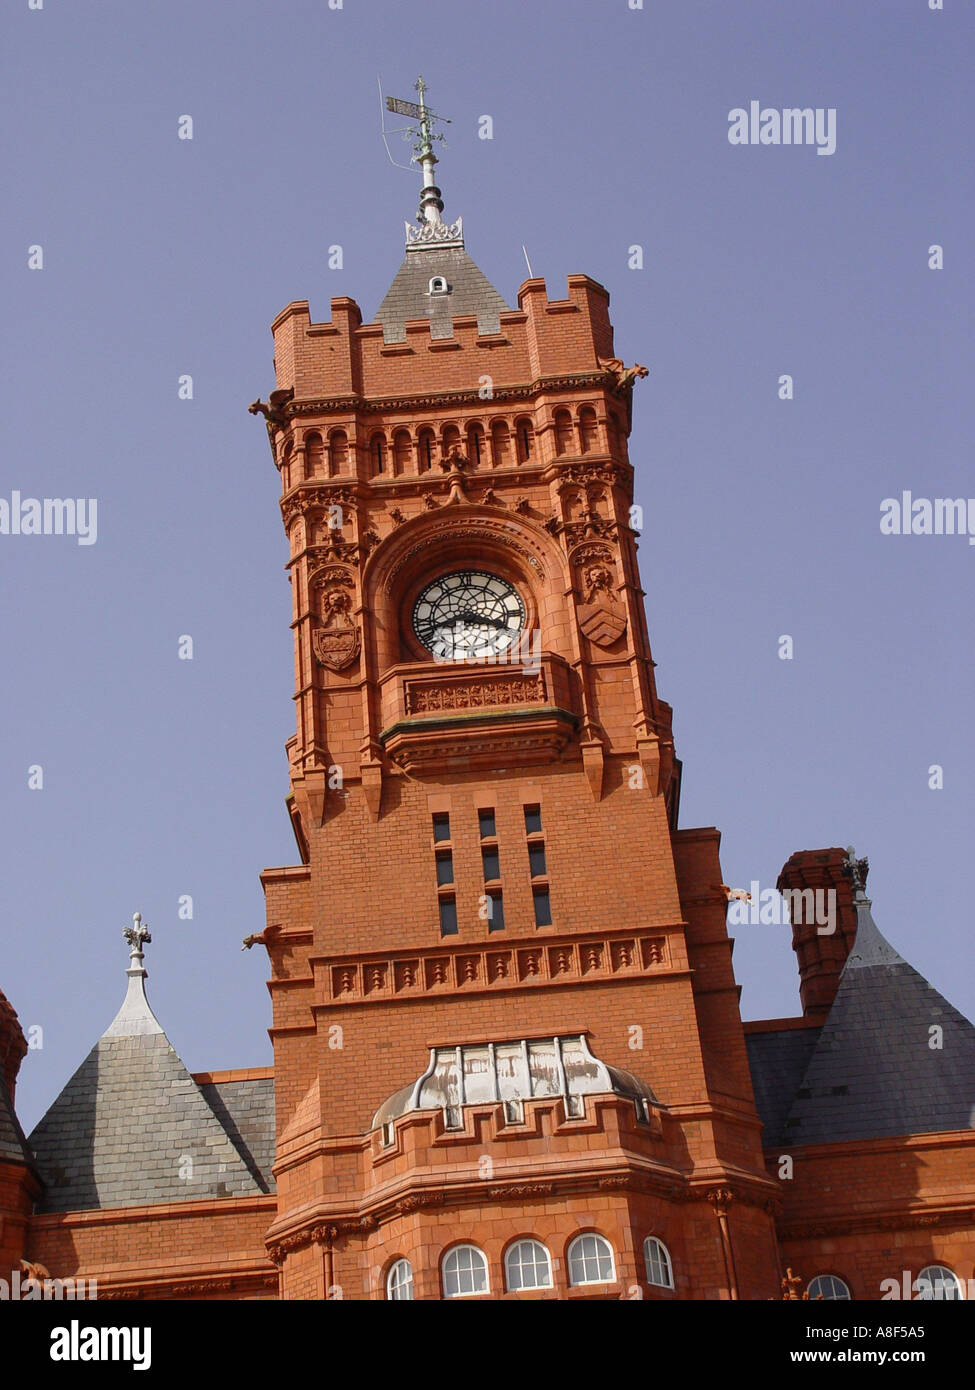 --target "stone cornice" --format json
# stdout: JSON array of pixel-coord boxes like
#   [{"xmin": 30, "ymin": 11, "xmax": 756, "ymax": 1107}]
[
  {"xmin": 264, "ymin": 1162, "xmax": 781, "ymax": 1263},
  {"xmin": 282, "ymin": 371, "xmax": 613, "ymax": 419},
  {"xmin": 93, "ymin": 1266, "xmax": 278, "ymax": 1301},
  {"xmin": 779, "ymin": 1202, "xmax": 975, "ymax": 1242},
  {"xmin": 764, "ymin": 1128, "xmax": 975, "ymax": 1161},
  {"xmin": 27, "ymin": 1193, "xmax": 277, "ymax": 1231}
]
